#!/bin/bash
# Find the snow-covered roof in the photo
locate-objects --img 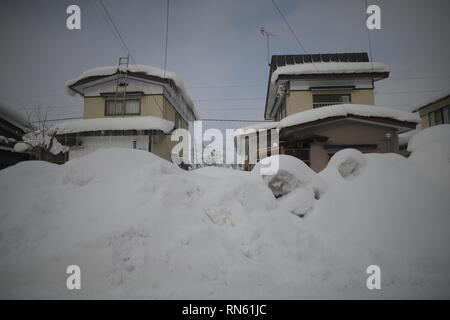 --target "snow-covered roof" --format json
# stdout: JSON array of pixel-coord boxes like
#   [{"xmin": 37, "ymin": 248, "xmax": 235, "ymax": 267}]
[
  {"xmin": 0, "ymin": 104, "xmax": 29, "ymax": 132},
  {"xmin": 236, "ymin": 105, "xmax": 419, "ymax": 136},
  {"xmin": 271, "ymin": 62, "xmax": 390, "ymax": 83},
  {"xmin": 280, "ymin": 104, "xmax": 420, "ymax": 129},
  {"xmin": 65, "ymin": 64, "xmax": 199, "ymax": 120},
  {"xmin": 412, "ymin": 87, "xmax": 450, "ymax": 112},
  {"xmin": 66, "ymin": 65, "xmax": 186, "ymax": 97},
  {"xmin": 52, "ymin": 116, "xmax": 174, "ymax": 135}
]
